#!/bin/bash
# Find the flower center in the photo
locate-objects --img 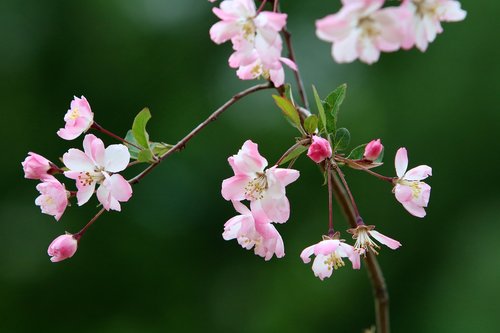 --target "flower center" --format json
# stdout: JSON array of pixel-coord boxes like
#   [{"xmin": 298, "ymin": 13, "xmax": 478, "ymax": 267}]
[
  {"xmin": 413, "ymin": 0, "xmax": 438, "ymax": 18},
  {"xmin": 245, "ymin": 172, "xmax": 268, "ymax": 200},
  {"xmin": 242, "ymin": 18, "xmax": 256, "ymax": 40},
  {"xmin": 324, "ymin": 252, "xmax": 345, "ymax": 271},
  {"xmin": 399, "ymin": 179, "xmax": 423, "ymax": 199},
  {"xmin": 69, "ymin": 107, "xmax": 80, "ymax": 120},
  {"xmin": 358, "ymin": 16, "xmax": 379, "ymax": 38},
  {"xmin": 353, "ymin": 229, "xmax": 379, "ymax": 255},
  {"xmin": 77, "ymin": 171, "xmax": 104, "ymax": 187}
]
